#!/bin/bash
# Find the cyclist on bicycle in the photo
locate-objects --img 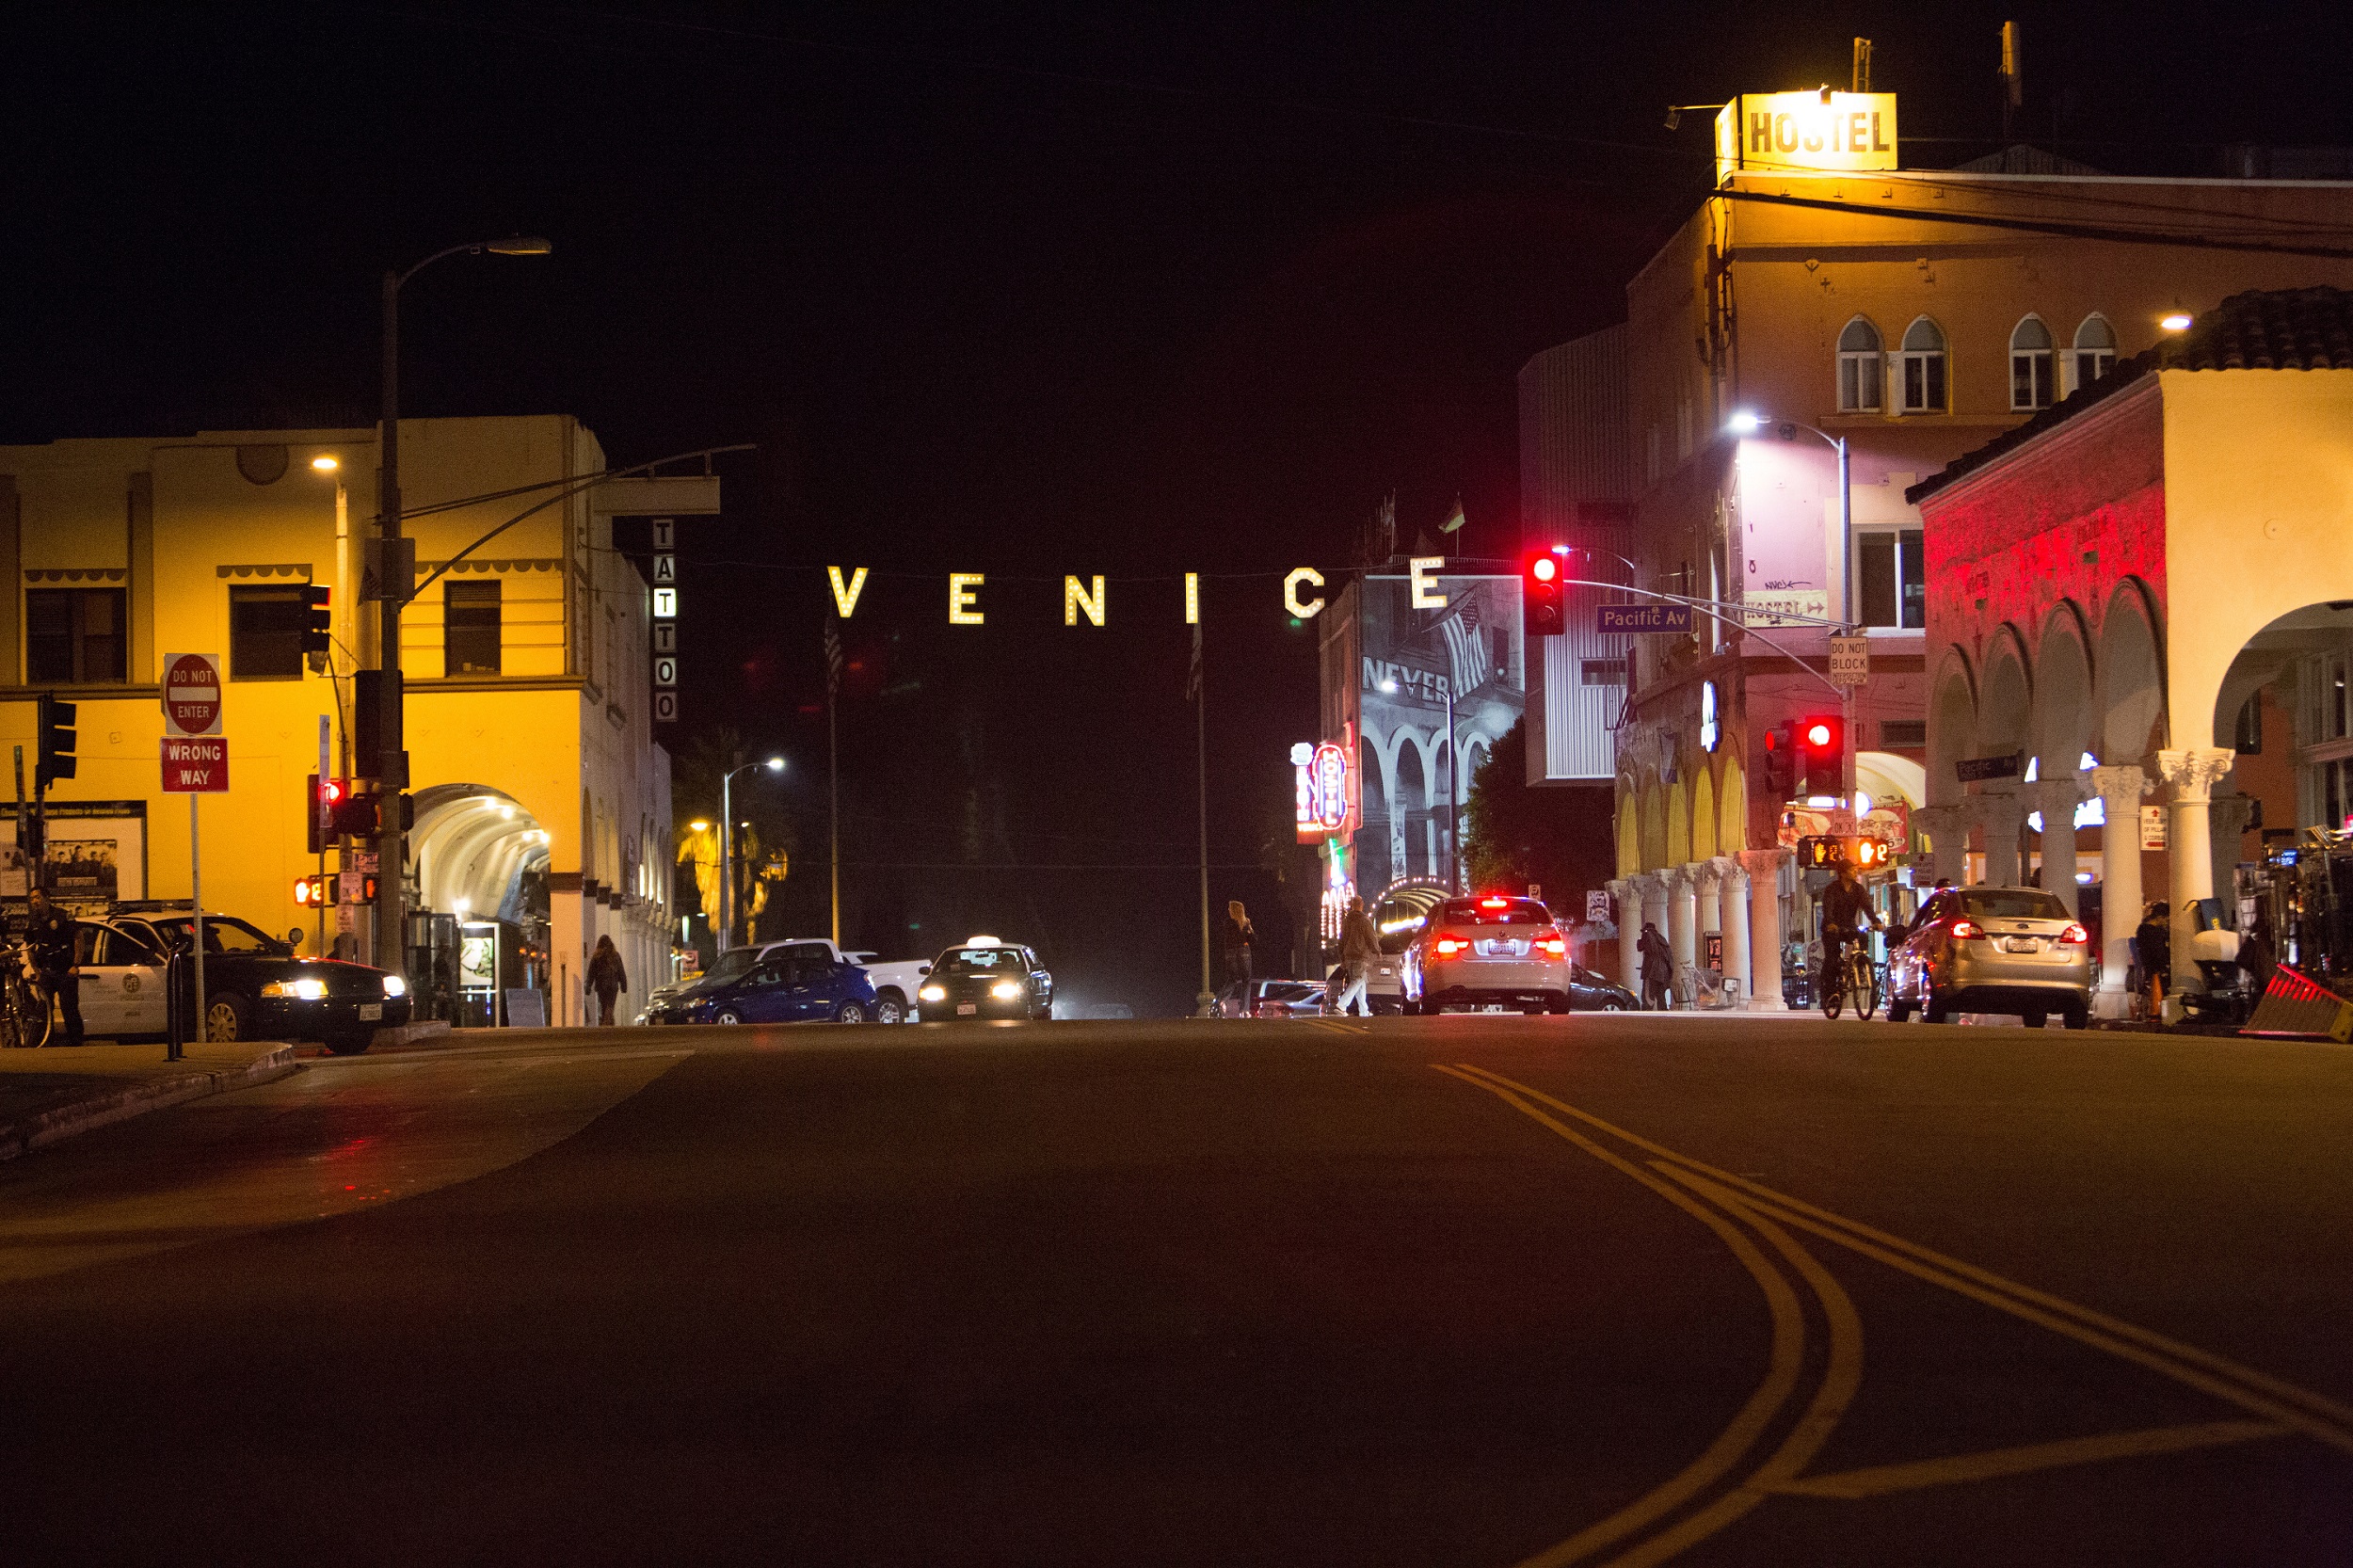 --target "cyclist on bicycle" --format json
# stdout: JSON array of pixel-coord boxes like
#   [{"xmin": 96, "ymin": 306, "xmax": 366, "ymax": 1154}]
[
  {"xmin": 25, "ymin": 887, "xmax": 84, "ymax": 1048},
  {"xmin": 1818, "ymin": 857, "xmax": 1882, "ymax": 1004}
]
